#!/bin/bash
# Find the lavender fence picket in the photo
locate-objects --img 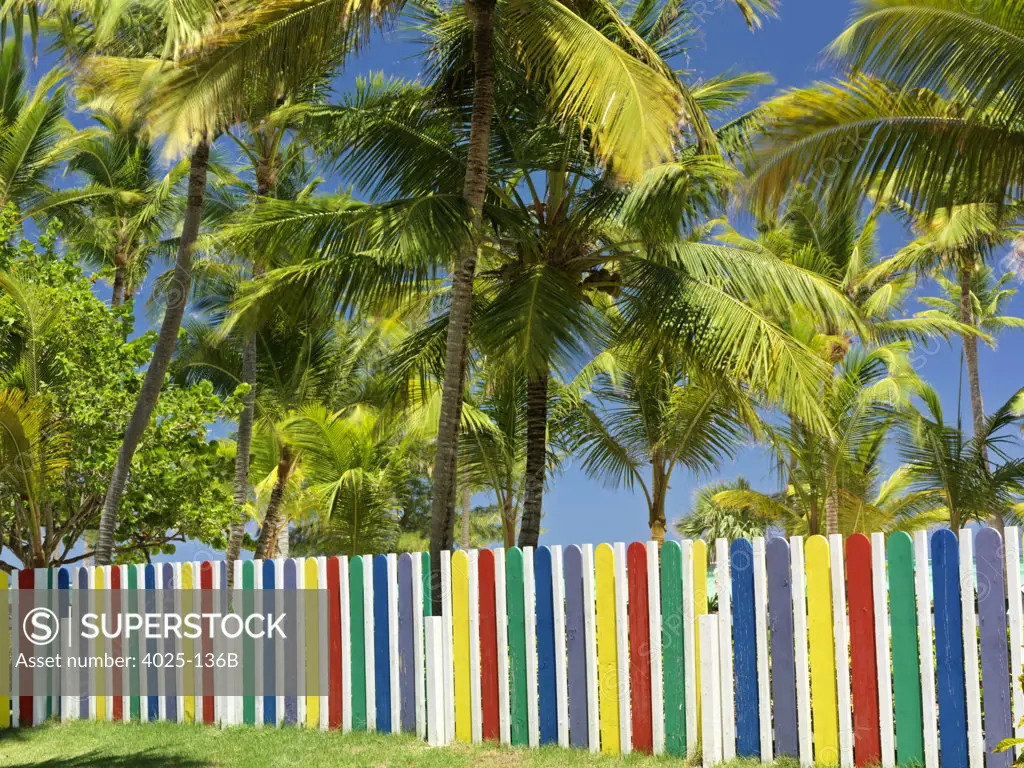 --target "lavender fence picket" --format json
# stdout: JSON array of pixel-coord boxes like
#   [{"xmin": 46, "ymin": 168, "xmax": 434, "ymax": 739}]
[
  {"xmin": 398, "ymin": 554, "xmax": 415, "ymax": 734},
  {"xmin": 162, "ymin": 563, "xmax": 177, "ymax": 723},
  {"xmin": 976, "ymin": 528, "xmax": 1013, "ymax": 768},
  {"xmin": 766, "ymin": 537, "xmax": 798, "ymax": 758},
  {"xmin": 563, "ymin": 545, "xmax": 588, "ymax": 750}
]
